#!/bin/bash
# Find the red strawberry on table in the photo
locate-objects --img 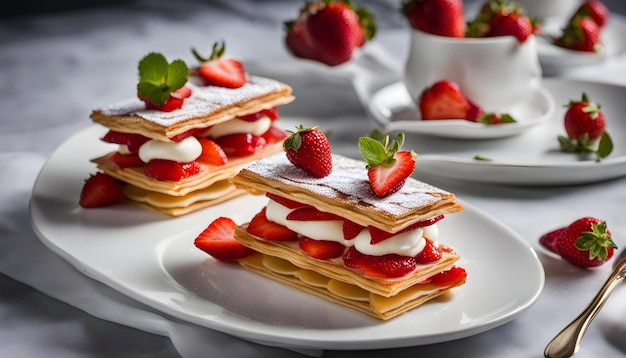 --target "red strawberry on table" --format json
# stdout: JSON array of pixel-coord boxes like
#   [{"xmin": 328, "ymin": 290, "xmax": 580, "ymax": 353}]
[
  {"xmin": 283, "ymin": 125, "xmax": 333, "ymax": 178},
  {"xmin": 194, "ymin": 217, "xmax": 255, "ymax": 262},
  {"xmin": 554, "ymin": 17, "xmax": 602, "ymax": 53},
  {"xmin": 284, "ymin": 0, "xmax": 377, "ymax": 66},
  {"xmin": 571, "ymin": 0, "xmax": 609, "ymax": 29},
  {"xmin": 79, "ymin": 172, "xmax": 124, "ymax": 208},
  {"xmin": 418, "ymin": 80, "xmax": 471, "ymax": 120},
  {"xmin": 401, "ymin": 0, "xmax": 465, "ymax": 38},
  {"xmin": 558, "ymin": 93, "xmax": 613, "ymax": 162},
  {"xmin": 549, "ymin": 217, "xmax": 617, "ymax": 268},
  {"xmin": 191, "ymin": 41, "xmax": 246, "ymax": 88},
  {"xmin": 137, "ymin": 53, "xmax": 191, "ymax": 112},
  {"xmin": 358, "ymin": 132, "xmax": 416, "ymax": 197}
]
